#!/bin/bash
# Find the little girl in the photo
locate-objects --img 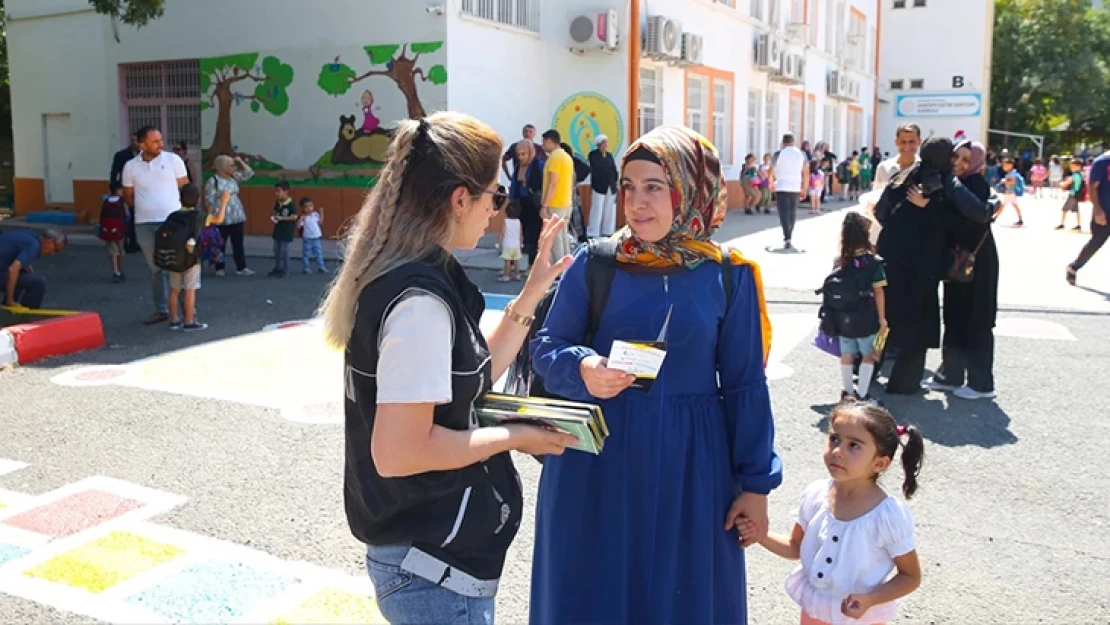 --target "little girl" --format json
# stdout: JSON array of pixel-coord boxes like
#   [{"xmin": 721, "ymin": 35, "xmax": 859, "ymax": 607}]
[
  {"xmin": 499, "ymin": 201, "xmax": 523, "ymax": 282},
  {"xmin": 809, "ymin": 160, "xmax": 826, "ymax": 215},
  {"xmin": 743, "ymin": 401, "xmax": 924, "ymax": 624},
  {"xmin": 759, "ymin": 153, "xmax": 774, "ymax": 213}
]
